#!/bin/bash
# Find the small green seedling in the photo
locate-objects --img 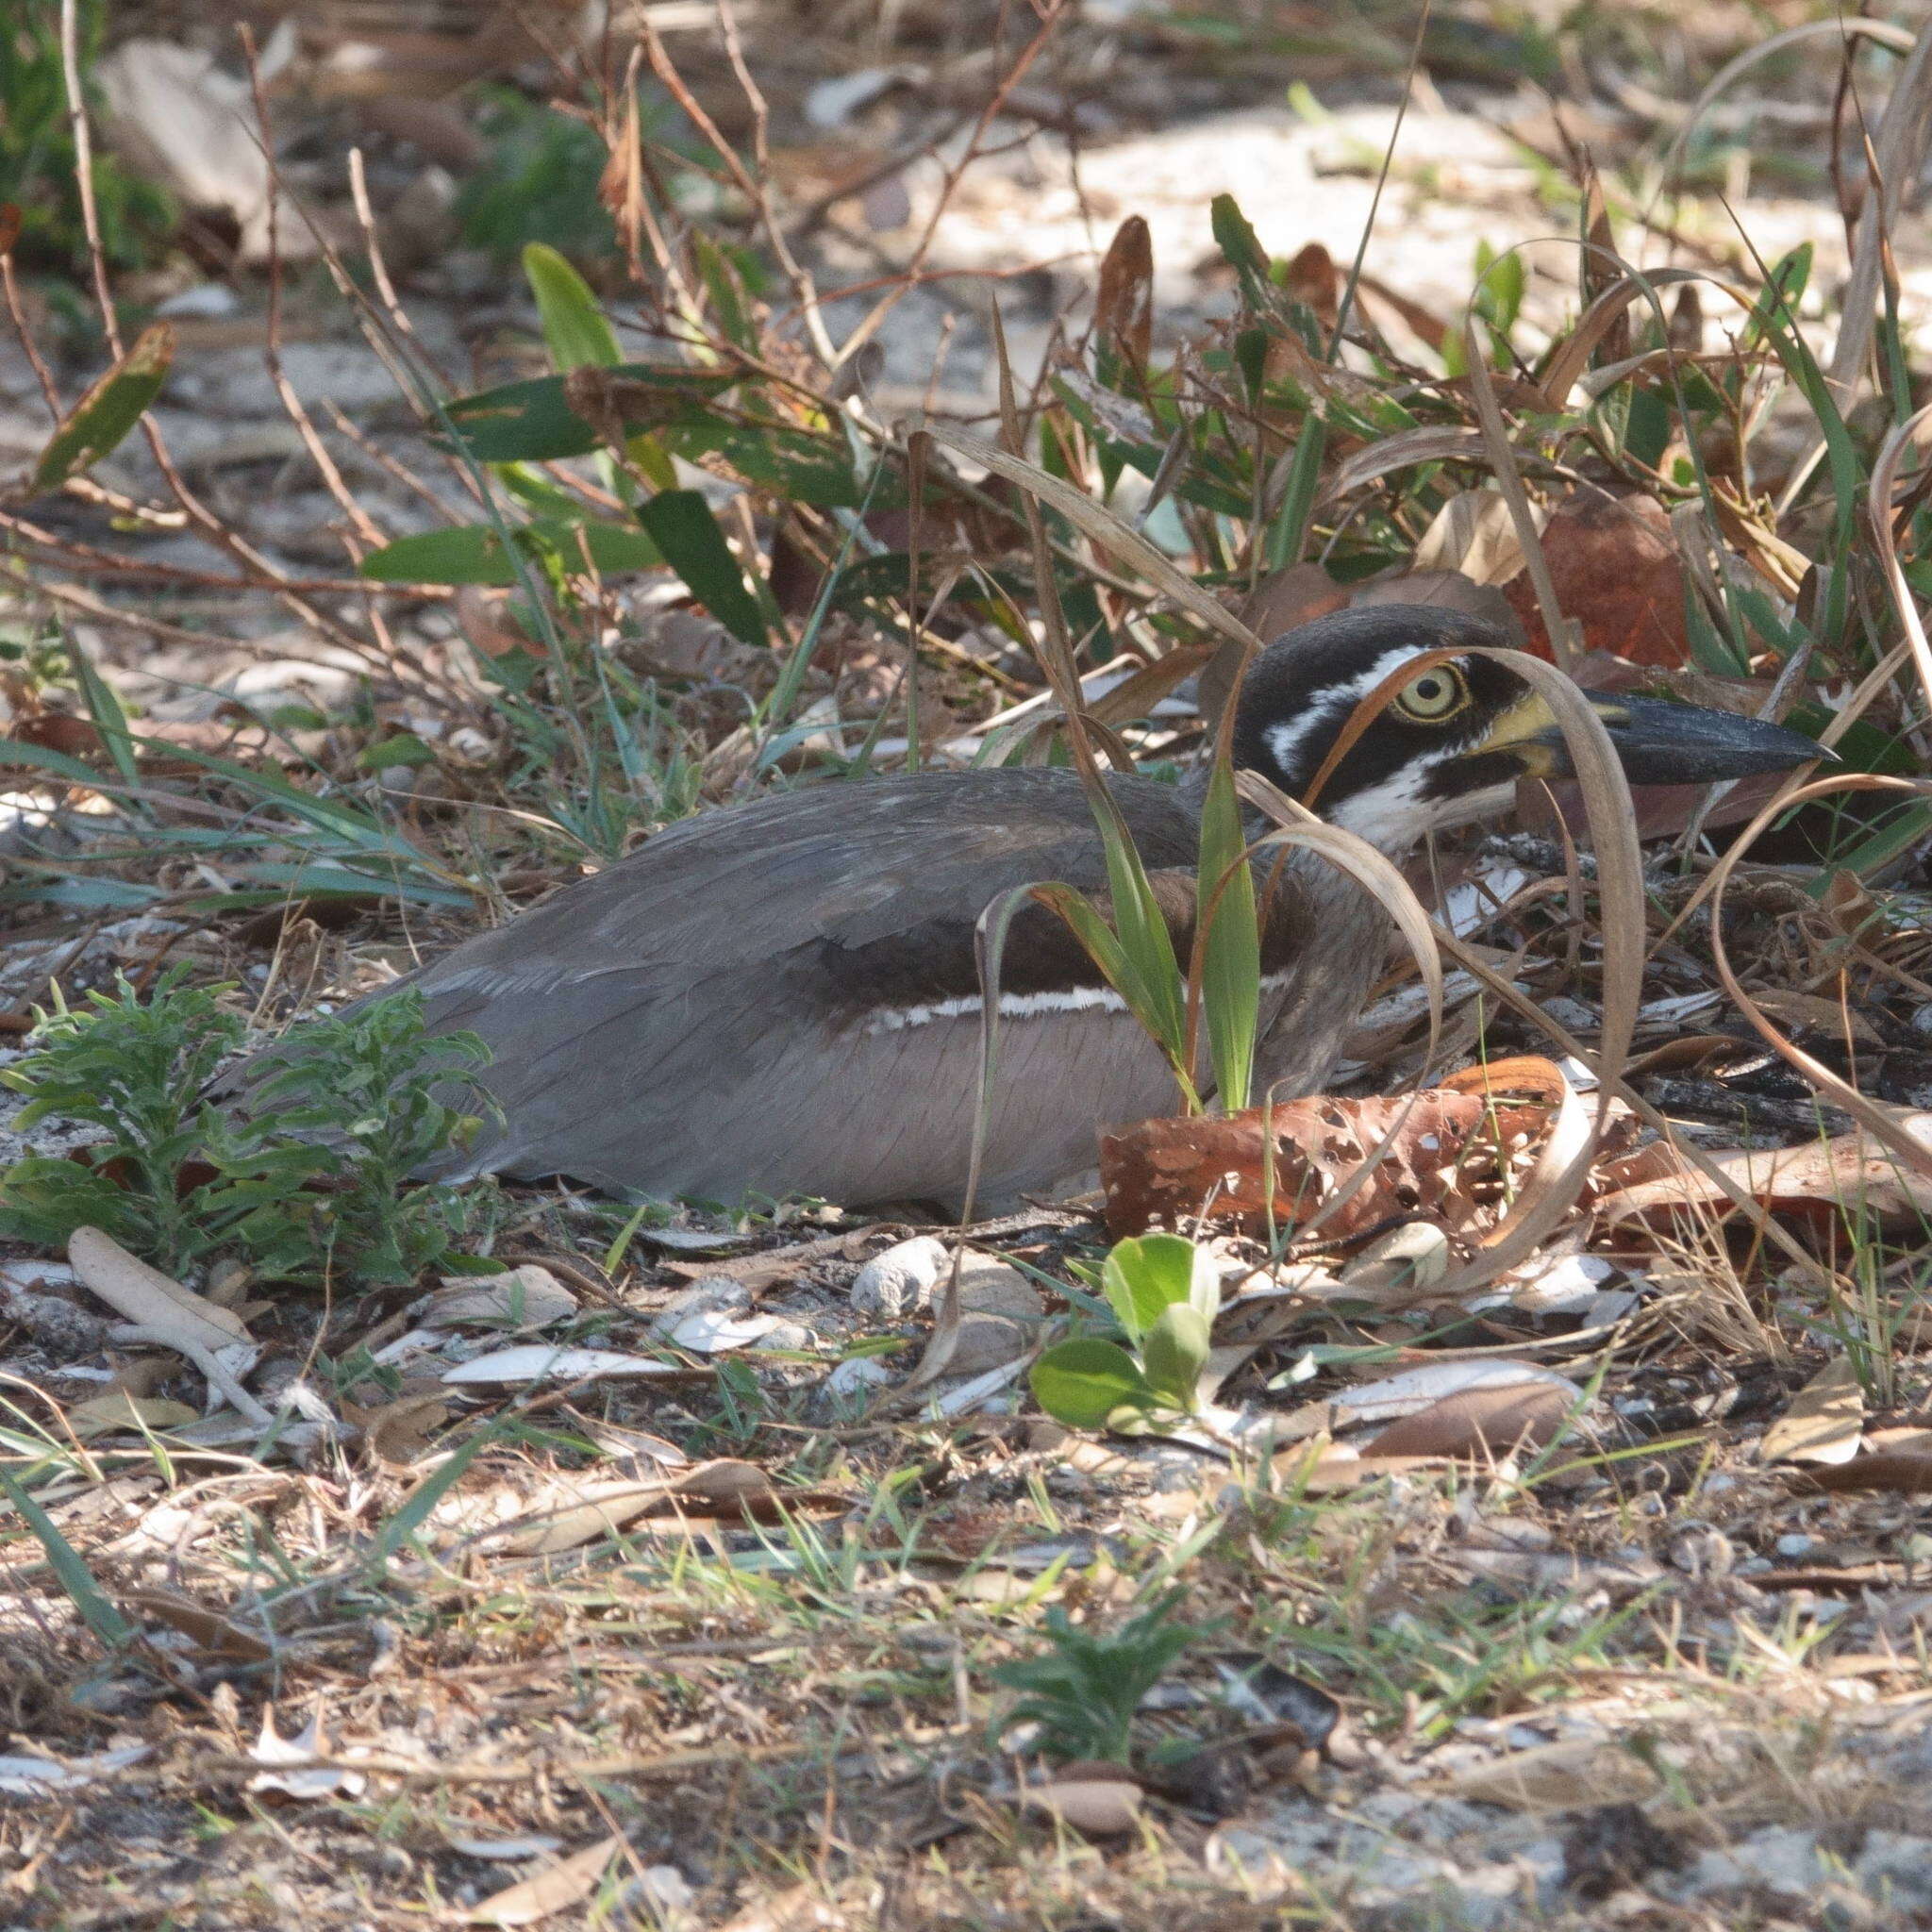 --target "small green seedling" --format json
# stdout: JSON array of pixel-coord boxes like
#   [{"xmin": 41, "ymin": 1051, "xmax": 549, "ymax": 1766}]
[
  {"xmin": 993, "ymin": 1589, "xmax": 1202, "ymax": 1764},
  {"xmin": 1029, "ymin": 1232, "xmax": 1220, "ymax": 1432}
]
